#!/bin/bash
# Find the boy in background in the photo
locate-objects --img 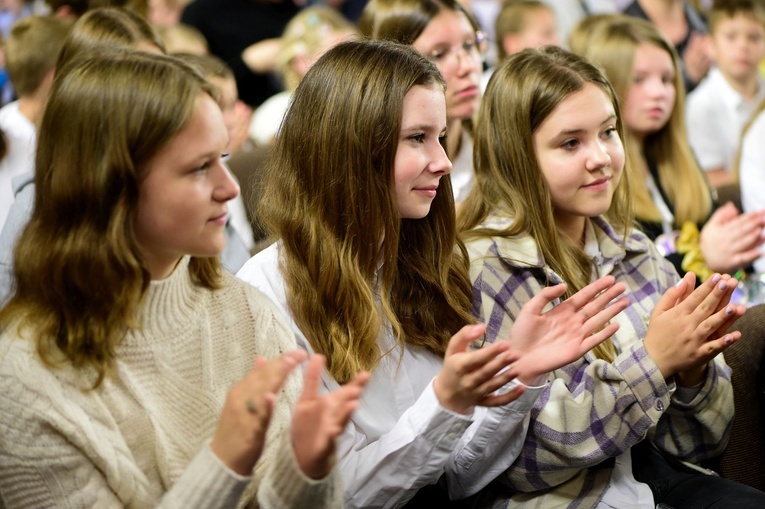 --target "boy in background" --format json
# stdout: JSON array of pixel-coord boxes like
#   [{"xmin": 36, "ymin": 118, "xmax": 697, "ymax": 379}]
[
  {"xmin": 0, "ymin": 15, "xmax": 70, "ymax": 230},
  {"xmin": 686, "ymin": 0, "xmax": 765, "ymax": 189},
  {"xmin": 482, "ymin": 0, "xmax": 560, "ymax": 90}
]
